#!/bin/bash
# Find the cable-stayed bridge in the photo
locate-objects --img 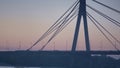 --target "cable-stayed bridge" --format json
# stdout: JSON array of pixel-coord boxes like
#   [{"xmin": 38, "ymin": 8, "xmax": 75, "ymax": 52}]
[{"xmin": 0, "ymin": 0, "xmax": 120, "ymax": 68}]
